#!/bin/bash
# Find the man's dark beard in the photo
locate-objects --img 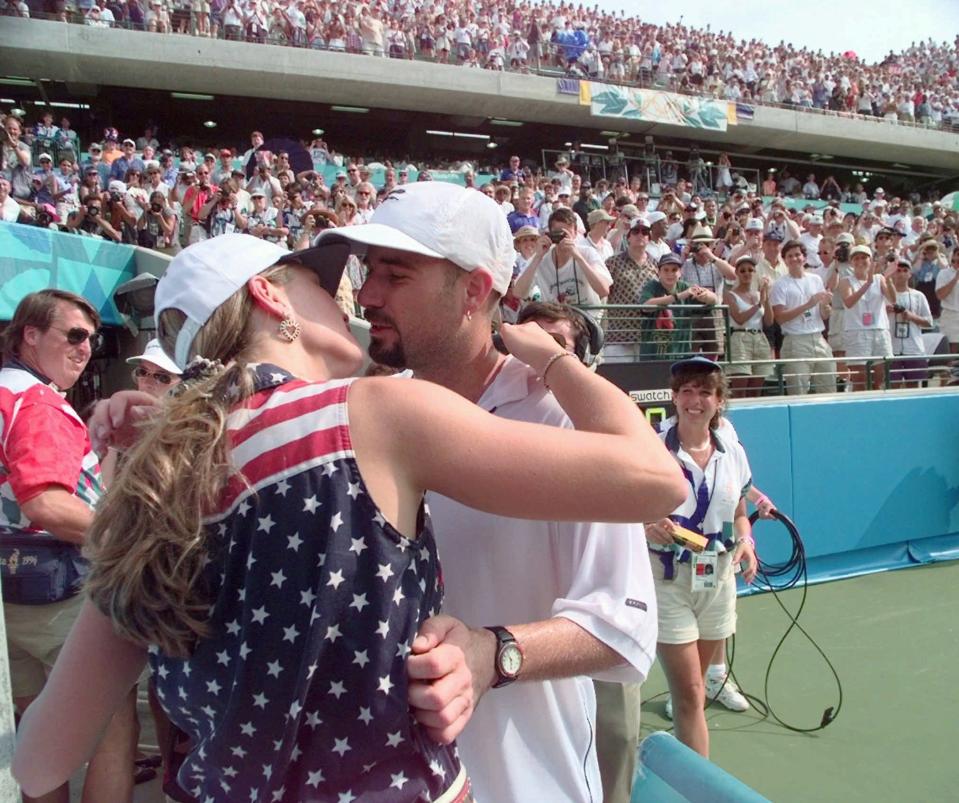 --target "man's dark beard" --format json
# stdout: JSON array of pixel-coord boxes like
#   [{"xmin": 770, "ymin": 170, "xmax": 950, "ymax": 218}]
[{"xmin": 365, "ymin": 313, "xmax": 407, "ymax": 368}]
